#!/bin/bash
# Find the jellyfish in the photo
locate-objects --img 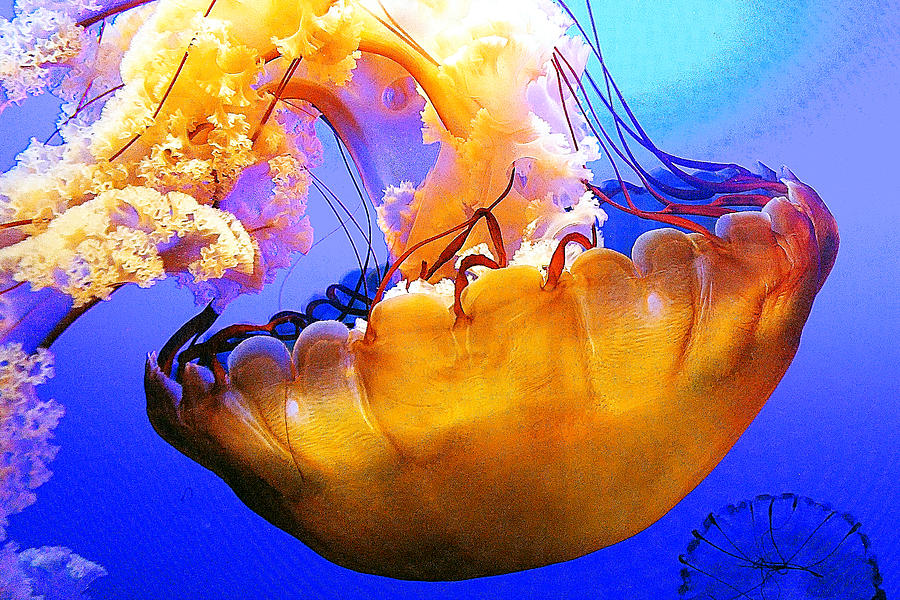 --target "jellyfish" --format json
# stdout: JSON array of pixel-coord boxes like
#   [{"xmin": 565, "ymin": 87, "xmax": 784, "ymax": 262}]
[
  {"xmin": 0, "ymin": 0, "xmax": 839, "ymax": 583},
  {"xmin": 679, "ymin": 494, "xmax": 886, "ymax": 600}
]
